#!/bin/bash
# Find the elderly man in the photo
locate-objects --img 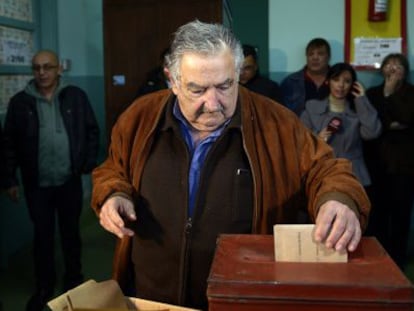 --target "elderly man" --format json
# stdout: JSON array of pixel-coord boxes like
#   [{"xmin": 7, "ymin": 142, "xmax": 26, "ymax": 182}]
[{"xmin": 91, "ymin": 20, "xmax": 370, "ymax": 310}]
